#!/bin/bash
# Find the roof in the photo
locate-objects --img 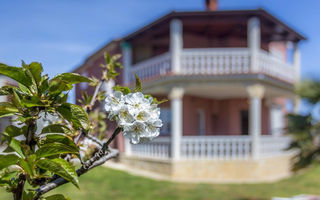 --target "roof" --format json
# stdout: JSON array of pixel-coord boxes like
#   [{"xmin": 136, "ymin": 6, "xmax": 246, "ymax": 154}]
[
  {"xmin": 73, "ymin": 39, "xmax": 123, "ymax": 73},
  {"xmin": 123, "ymin": 9, "xmax": 306, "ymax": 42}
]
